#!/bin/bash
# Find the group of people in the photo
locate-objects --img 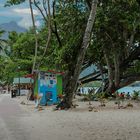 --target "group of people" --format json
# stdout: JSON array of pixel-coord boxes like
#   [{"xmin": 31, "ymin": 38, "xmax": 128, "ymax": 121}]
[
  {"xmin": 115, "ymin": 92, "xmax": 131, "ymax": 100},
  {"xmin": 115, "ymin": 92, "xmax": 131, "ymax": 109}
]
